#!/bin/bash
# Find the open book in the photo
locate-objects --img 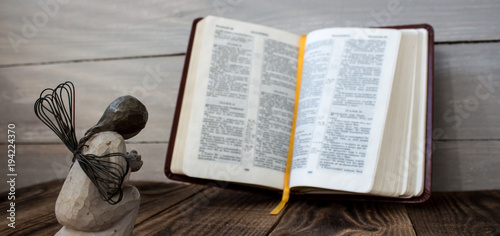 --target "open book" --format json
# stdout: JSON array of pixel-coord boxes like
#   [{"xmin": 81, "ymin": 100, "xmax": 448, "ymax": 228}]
[{"xmin": 165, "ymin": 16, "xmax": 433, "ymax": 203}]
